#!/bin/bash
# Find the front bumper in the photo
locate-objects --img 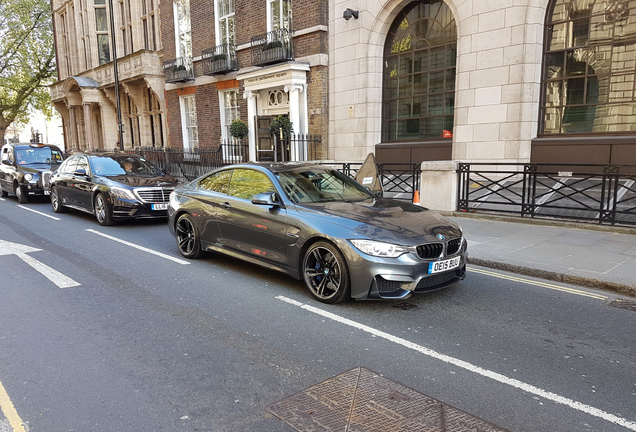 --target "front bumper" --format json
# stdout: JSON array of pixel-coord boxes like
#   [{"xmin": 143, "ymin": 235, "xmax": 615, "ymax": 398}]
[
  {"xmin": 110, "ymin": 196, "xmax": 169, "ymax": 220},
  {"xmin": 337, "ymin": 238, "xmax": 469, "ymax": 300},
  {"xmin": 21, "ymin": 183, "xmax": 49, "ymax": 196}
]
